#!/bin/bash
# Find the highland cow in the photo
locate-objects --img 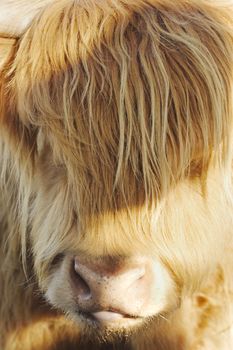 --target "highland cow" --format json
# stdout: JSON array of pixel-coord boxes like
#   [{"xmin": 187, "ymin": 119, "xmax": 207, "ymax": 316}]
[{"xmin": 0, "ymin": 1, "xmax": 233, "ymax": 349}]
